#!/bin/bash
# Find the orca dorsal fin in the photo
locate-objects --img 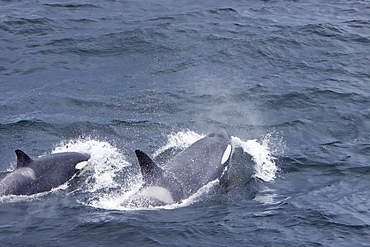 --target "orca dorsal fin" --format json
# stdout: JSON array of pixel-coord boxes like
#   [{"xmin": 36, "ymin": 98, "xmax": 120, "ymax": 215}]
[
  {"xmin": 135, "ymin": 150, "xmax": 163, "ymax": 184},
  {"xmin": 15, "ymin": 150, "xmax": 33, "ymax": 168}
]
